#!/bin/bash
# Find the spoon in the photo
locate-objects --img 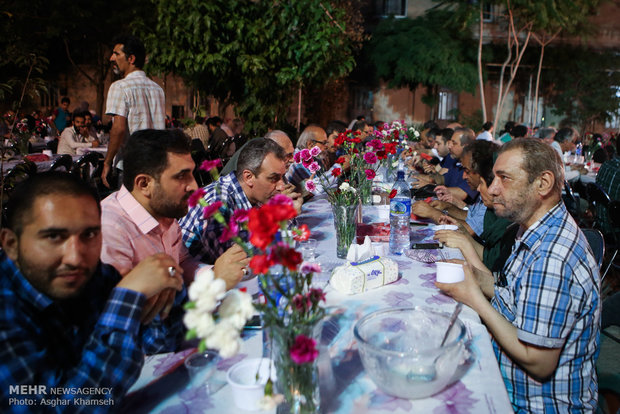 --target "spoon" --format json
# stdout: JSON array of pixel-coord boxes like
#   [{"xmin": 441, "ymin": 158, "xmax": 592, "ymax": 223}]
[{"xmin": 440, "ymin": 303, "xmax": 463, "ymax": 347}]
